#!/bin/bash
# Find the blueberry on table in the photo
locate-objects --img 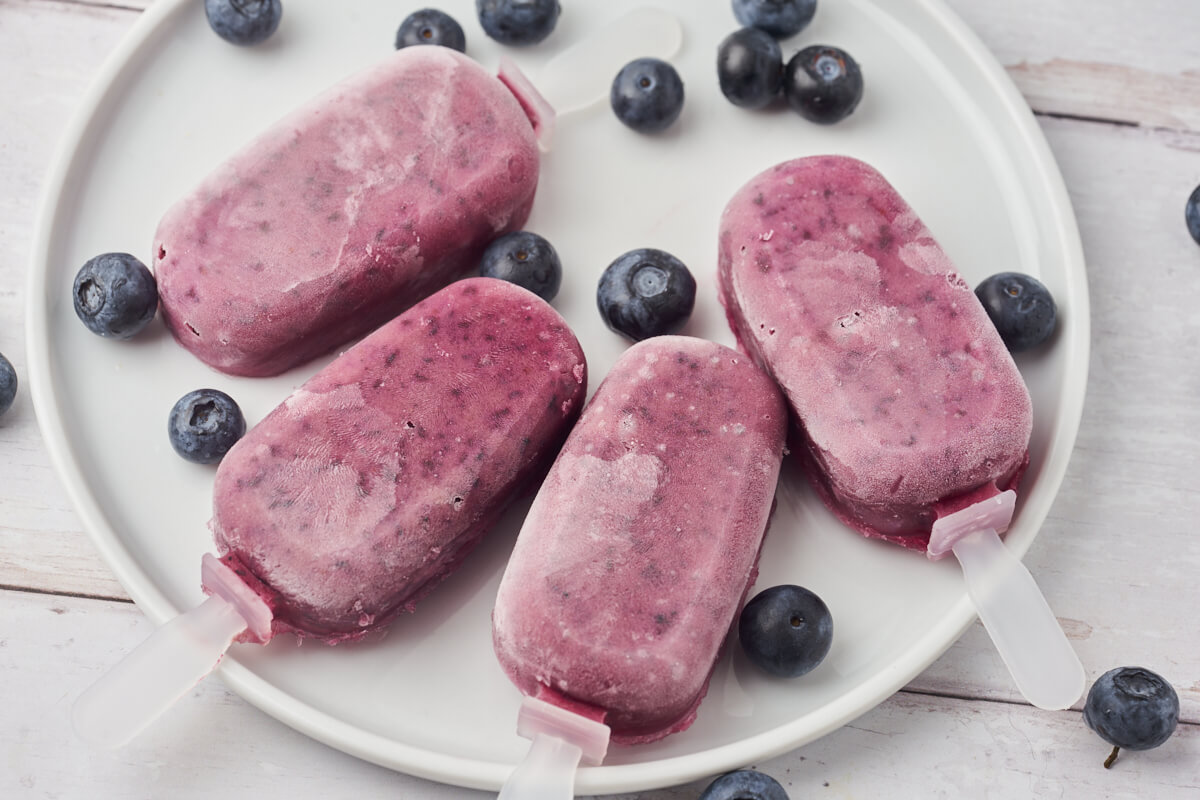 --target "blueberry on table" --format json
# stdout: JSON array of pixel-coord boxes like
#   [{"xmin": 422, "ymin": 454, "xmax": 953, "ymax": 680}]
[
  {"xmin": 738, "ymin": 584, "xmax": 833, "ymax": 678},
  {"xmin": 0, "ymin": 352, "xmax": 16, "ymax": 419},
  {"xmin": 974, "ymin": 272, "xmax": 1057, "ymax": 352},
  {"xmin": 699, "ymin": 769, "xmax": 790, "ymax": 800},
  {"xmin": 1186, "ymin": 183, "xmax": 1200, "ymax": 245},
  {"xmin": 732, "ymin": 0, "xmax": 817, "ymax": 39},
  {"xmin": 72, "ymin": 252, "xmax": 158, "ymax": 340},
  {"xmin": 480, "ymin": 231, "xmax": 562, "ymax": 302},
  {"xmin": 596, "ymin": 248, "xmax": 696, "ymax": 341},
  {"xmin": 395, "ymin": 8, "xmax": 466, "ymax": 52},
  {"xmin": 476, "ymin": 0, "xmax": 560, "ymax": 46},
  {"xmin": 1084, "ymin": 667, "xmax": 1179, "ymax": 768},
  {"xmin": 611, "ymin": 58, "xmax": 685, "ymax": 134},
  {"xmin": 782, "ymin": 45, "xmax": 863, "ymax": 124},
  {"xmin": 204, "ymin": 0, "xmax": 282, "ymax": 46},
  {"xmin": 717, "ymin": 28, "xmax": 783, "ymax": 109},
  {"xmin": 168, "ymin": 389, "xmax": 246, "ymax": 464}
]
